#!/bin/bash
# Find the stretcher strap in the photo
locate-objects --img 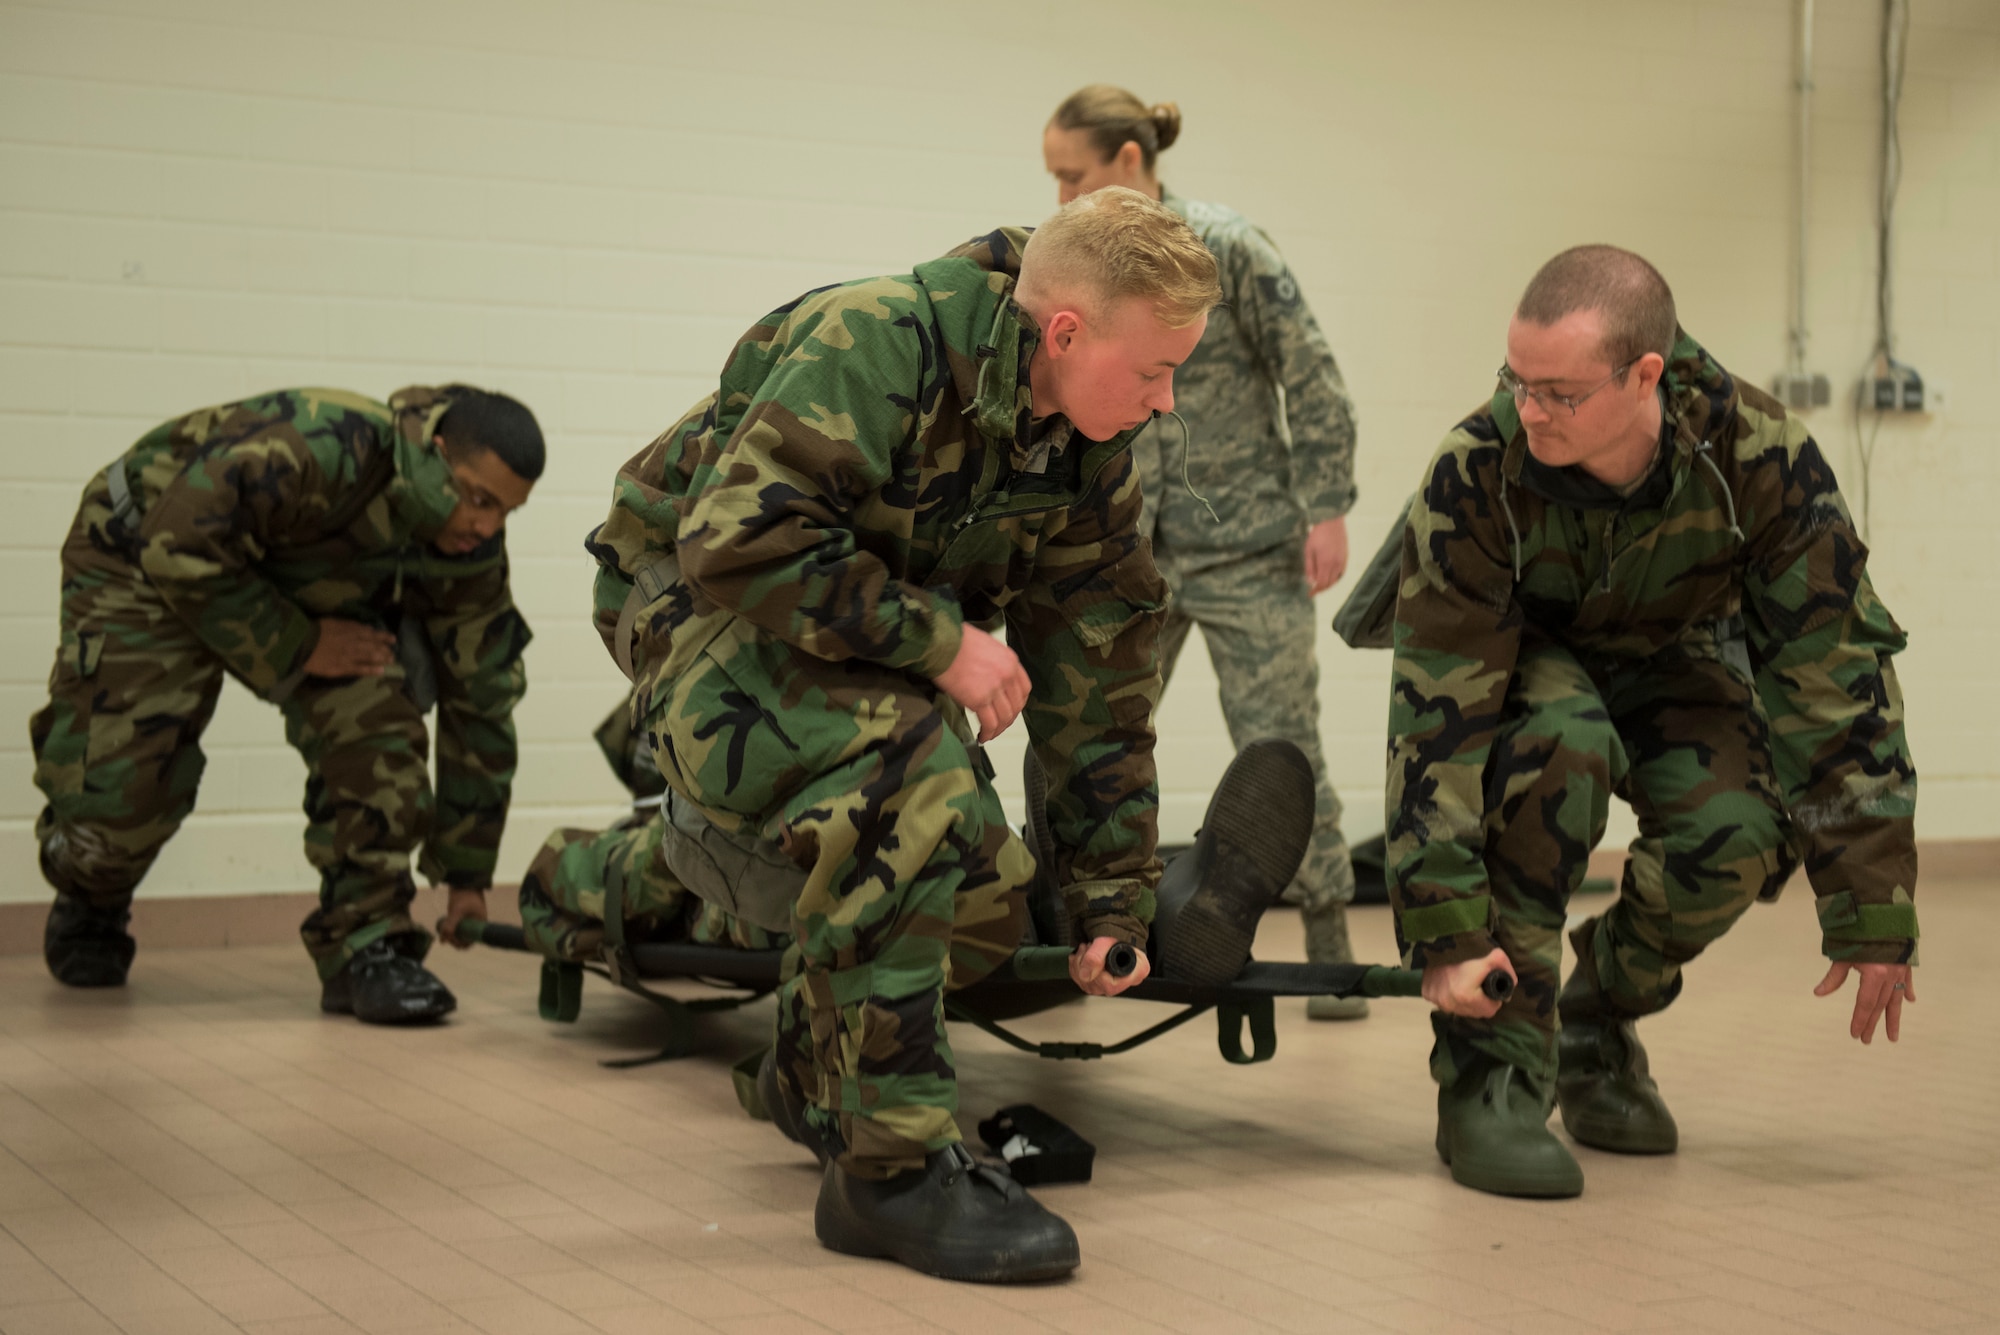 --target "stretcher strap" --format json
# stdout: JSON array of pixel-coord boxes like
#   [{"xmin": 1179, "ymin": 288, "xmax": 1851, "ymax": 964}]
[
  {"xmin": 1215, "ymin": 999, "xmax": 1278, "ymax": 1065},
  {"xmin": 539, "ymin": 961, "xmax": 583, "ymax": 1023}
]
